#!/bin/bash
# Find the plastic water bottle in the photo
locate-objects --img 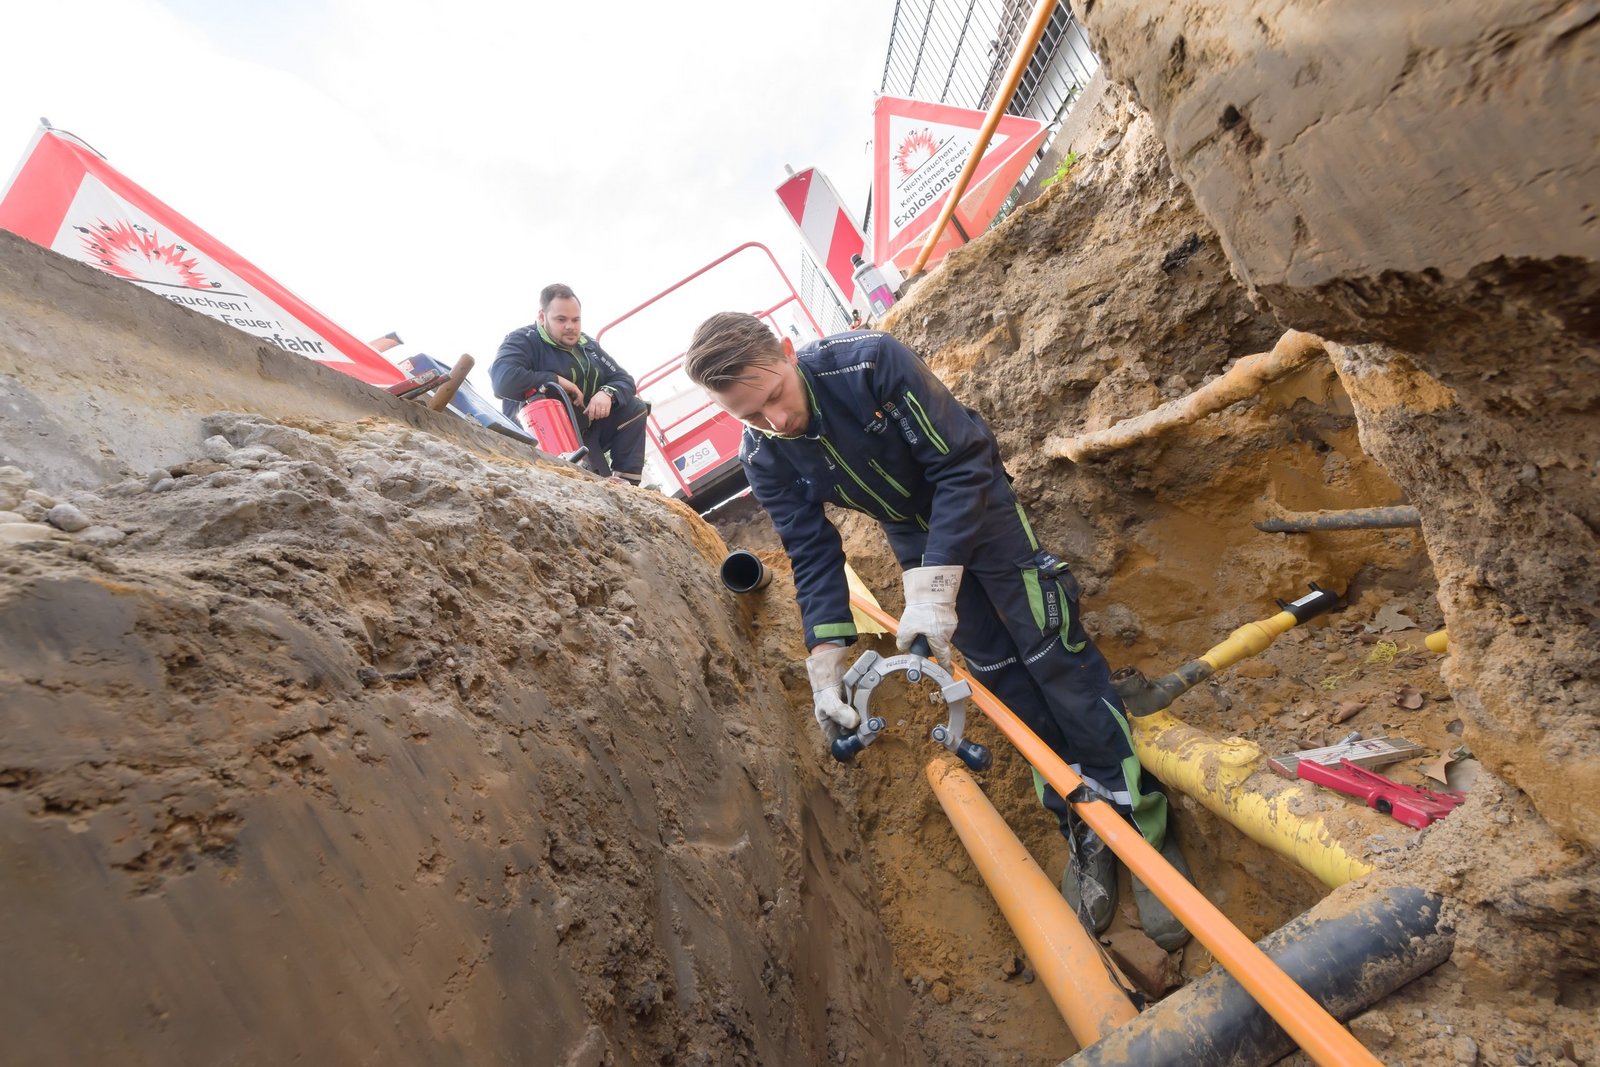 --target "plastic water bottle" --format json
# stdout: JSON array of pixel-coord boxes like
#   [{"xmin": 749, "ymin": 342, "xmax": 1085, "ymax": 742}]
[{"xmin": 851, "ymin": 254, "xmax": 896, "ymax": 318}]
